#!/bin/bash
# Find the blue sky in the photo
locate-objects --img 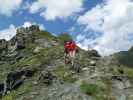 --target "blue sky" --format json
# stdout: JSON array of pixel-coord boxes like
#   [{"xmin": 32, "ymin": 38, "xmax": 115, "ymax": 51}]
[
  {"xmin": 0, "ymin": 0, "xmax": 133, "ymax": 56},
  {"xmin": 0, "ymin": 0, "xmax": 102, "ymax": 33}
]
